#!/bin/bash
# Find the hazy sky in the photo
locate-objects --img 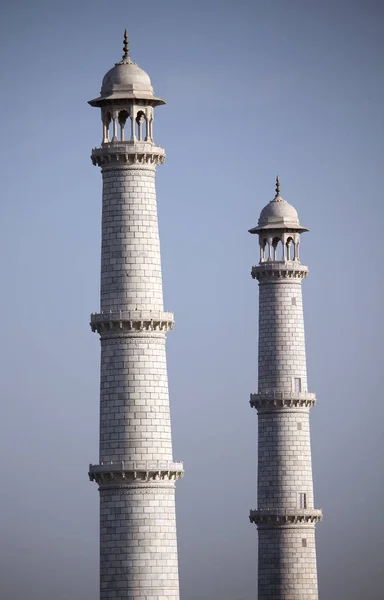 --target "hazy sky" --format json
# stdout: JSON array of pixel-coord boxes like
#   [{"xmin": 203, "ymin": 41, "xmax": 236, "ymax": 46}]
[{"xmin": 0, "ymin": 0, "xmax": 383, "ymax": 599}]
